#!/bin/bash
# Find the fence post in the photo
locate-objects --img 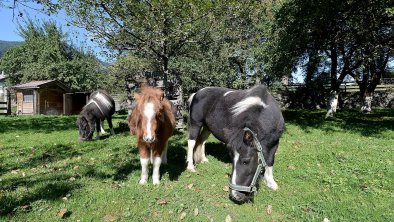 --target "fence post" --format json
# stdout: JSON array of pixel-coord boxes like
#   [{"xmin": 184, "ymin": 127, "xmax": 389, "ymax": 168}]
[{"xmin": 7, "ymin": 90, "xmax": 11, "ymax": 115}]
